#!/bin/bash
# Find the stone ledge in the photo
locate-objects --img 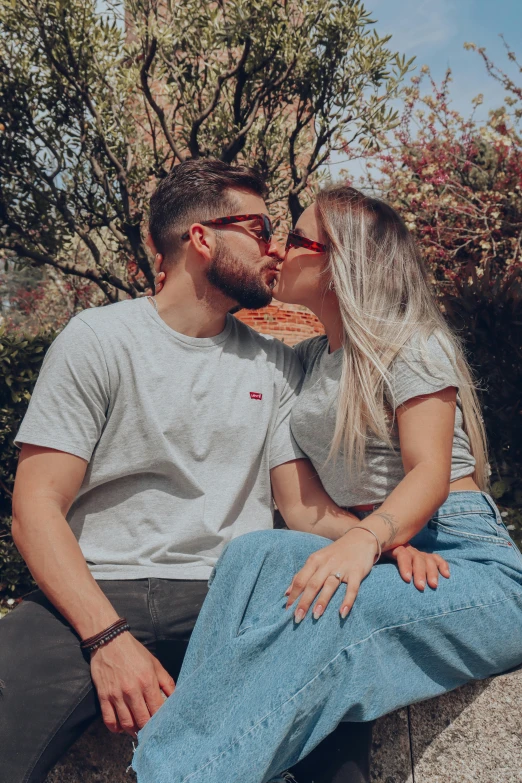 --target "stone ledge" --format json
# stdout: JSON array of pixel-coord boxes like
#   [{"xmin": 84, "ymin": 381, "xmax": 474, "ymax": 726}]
[
  {"xmin": 409, "ymin": 667, "xmax": 522, "ymax": 783},
  {"xmin": 46, "ymin": 721, "xmax": 135, "ymax": 783},
  {"xmin": 47, "ymin": 669, "xmax": 522, "ymax": 783},
  {"xmin": 370, "ymin": 667, "xmax": 522, "ymax": 783}
]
